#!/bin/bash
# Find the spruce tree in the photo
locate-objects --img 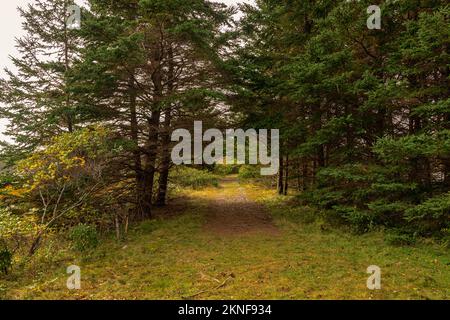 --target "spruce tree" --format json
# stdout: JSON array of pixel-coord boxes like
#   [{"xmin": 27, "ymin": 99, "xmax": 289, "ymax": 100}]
[
  {"xmin": 234, "ymin": 0, "xmax": 449, "ymax": 235},
  {"xmin": 0, "ymin": 0, "xmax": 82, "ymax": 161},
  {"xmin": 70, "ymin": 0, "xmax": 233, "ymax": 218}
]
